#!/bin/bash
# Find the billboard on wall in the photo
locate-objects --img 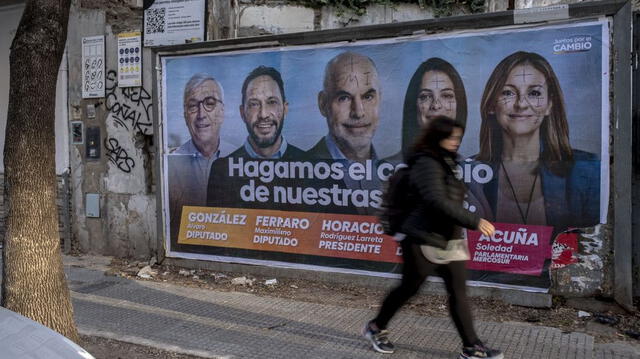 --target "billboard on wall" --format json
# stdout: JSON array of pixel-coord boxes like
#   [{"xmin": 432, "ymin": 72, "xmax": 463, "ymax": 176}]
[{"xmin": 161, "ymin": 20, "xmax": 609, "ymax": 291}]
